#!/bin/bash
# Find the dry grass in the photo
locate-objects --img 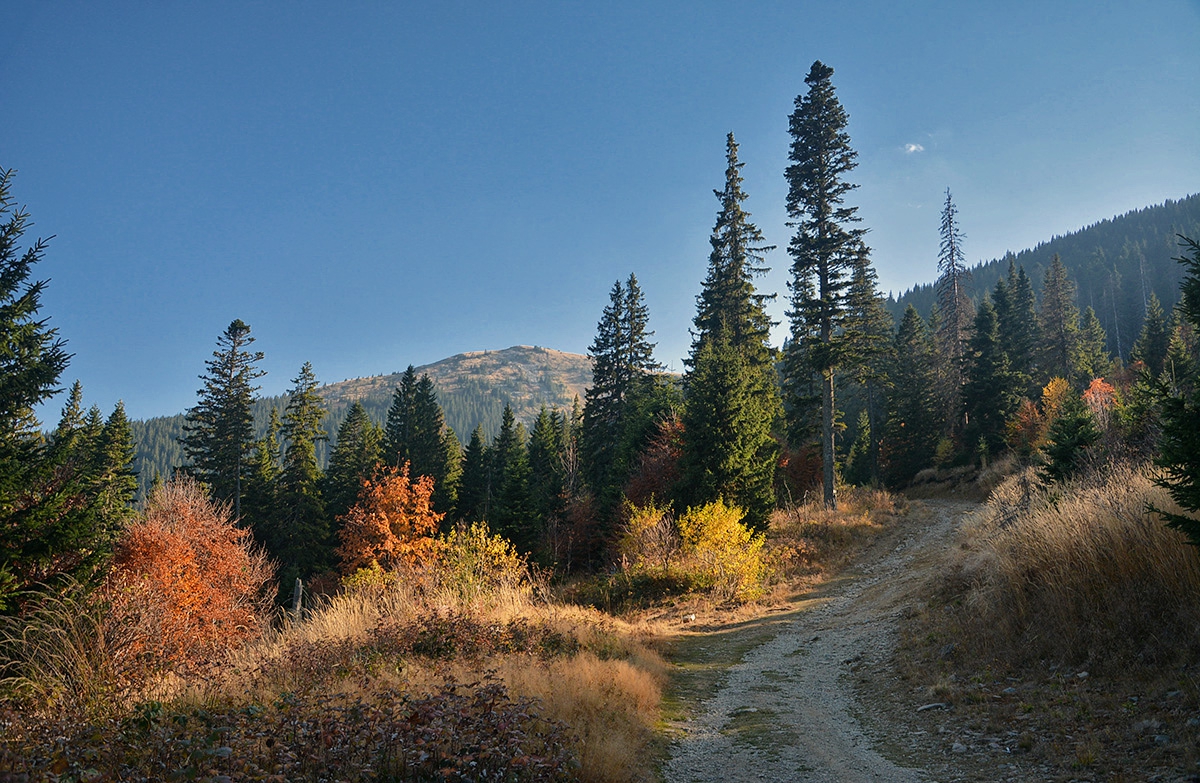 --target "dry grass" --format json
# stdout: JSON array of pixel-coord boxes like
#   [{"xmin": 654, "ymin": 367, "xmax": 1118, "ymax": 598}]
[
  {"xmin": 941, "ymin": 463, "xmax": 1200, "ymax": 670},
  {"xmin": 886, "ymin": 462, "xmax": 1200, "ymax": 780}
]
